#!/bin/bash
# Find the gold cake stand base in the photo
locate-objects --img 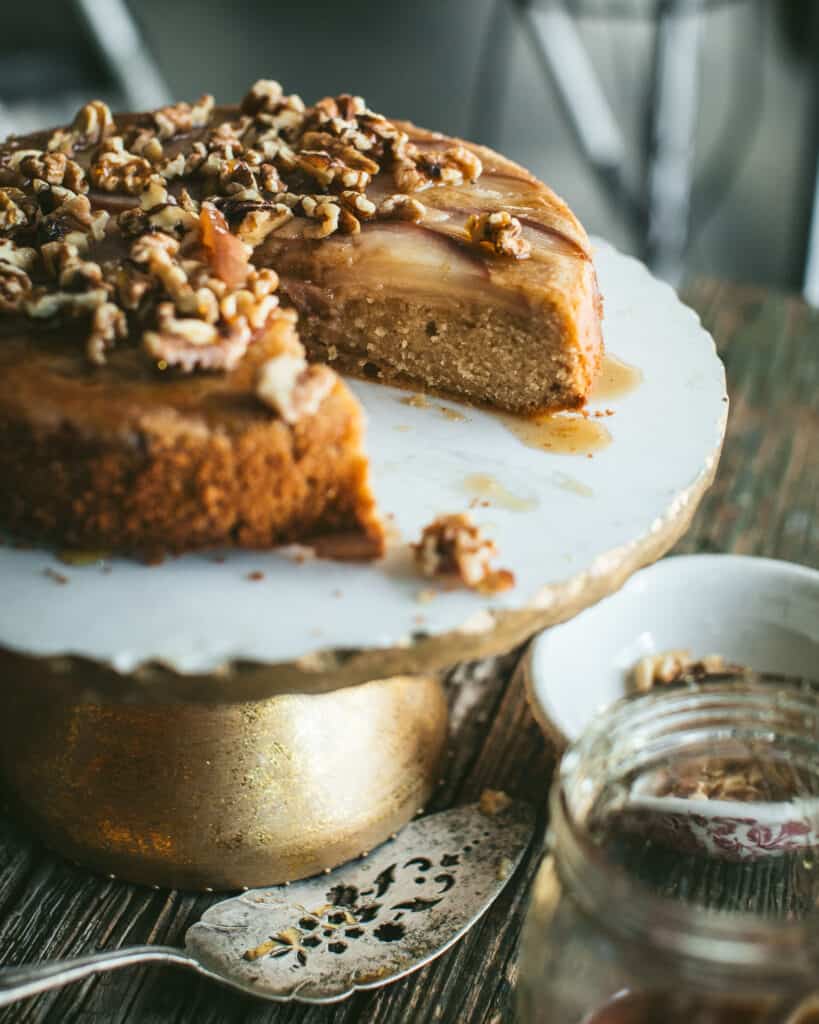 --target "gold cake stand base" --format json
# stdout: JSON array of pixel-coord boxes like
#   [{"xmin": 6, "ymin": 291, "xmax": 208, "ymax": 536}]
[{"xmin": 0, "ymin": 673, "xmax": 448, "ymax": 891}]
